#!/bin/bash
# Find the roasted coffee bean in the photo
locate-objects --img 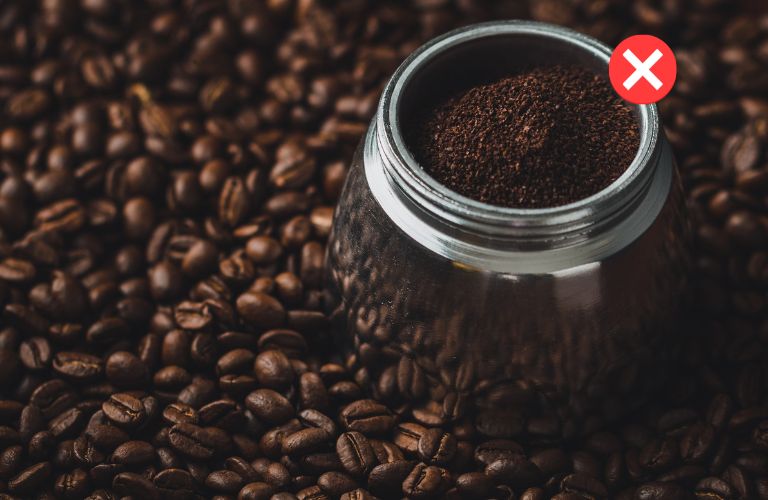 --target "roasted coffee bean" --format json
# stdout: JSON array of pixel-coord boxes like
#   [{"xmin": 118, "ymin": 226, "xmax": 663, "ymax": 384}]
[
  {"xmin": 475, "ymin": 439, "xmax": 525, "ymax": 466},
  {"xmin": 238, "ymin": 481, "xmax": 276, "ymax": 500},
  {"xmin": 206, "ymin": 469, "xmax": 245, "ymax": 493},
  {"xmin": 418, "ymin": 427, "xmax": 458, "ymax": 465},
  {"xmin": 402, "ymin": 462, "xmax": 449, "ymax": 499},
  {"xmin": 337, "ymin": 432, "xmax": 378, "ymax": 477},
  {"xmin": 112, "ymin": 471, "xmax": 159, "ymax": 499},
  {"xmin": 245, "ymin": 389, "xmax": 294, "ymax": 424},
  {"xmin": 340, "ymin": 400, "xmax": 394, "ymax": 434},
  {"xmin": 102, "ymin": 393, "xmax": 146, "ymax": 428},
  {"xmin": 254, "ymin": 350, "xmax": 294, "ymax": 389},
  {"xmin": 485, "ymin": 456, "xmax": 543, "ymax": 489},
  {"xmin": 455, "ymin": 471, "xmax": 494, "ymax": 499},
  {"xmin": 8, "ymin": 461, "xmax": 52, "ymax": 494},
  {"xmin": 282, "ymin": 427, "xmax": 331, "ymax": 455},
  {"xmin": 168, "ymin": 423, "xmax": 216, "ymax": 460},
  {"xmin": 236, "ymin": 292, "xmax": 286, "ymax": 328}
]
